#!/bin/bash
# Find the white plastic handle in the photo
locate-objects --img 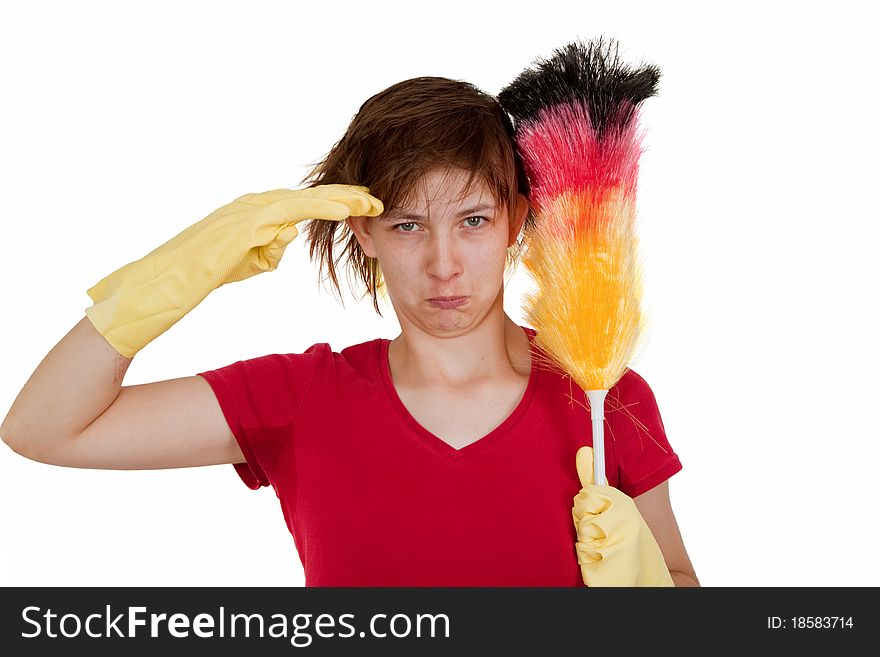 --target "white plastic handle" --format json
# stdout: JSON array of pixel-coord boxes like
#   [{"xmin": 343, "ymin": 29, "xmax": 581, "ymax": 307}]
[{"xmin": 586, "ymin": 389, "xmax": 609, "ymax": 486}]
